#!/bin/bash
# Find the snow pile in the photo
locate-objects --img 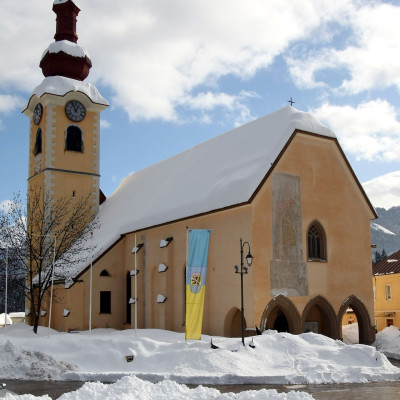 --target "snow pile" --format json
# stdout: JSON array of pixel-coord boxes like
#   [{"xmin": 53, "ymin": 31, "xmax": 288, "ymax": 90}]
[
  {"xmin": 342, "ymin": 323, "xmax": 359, "ymax": 344},
  {"xmin": 374, "ymin": 325, "xmax": 400, "ymax": 360},
  {"xmin": 57, "ymin": 376, "xmax": 314, "ymax": 400},
  {"xmin": 0, "ymin": 377, "xmax": 314, "ymax": 400},
  {"xmin": 0, "ymin": 340, "xmax": 75, "ymax": 380},
  {"xmin": 0, "ymin": 324, "xmax": 398, "ymax": 386}
]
